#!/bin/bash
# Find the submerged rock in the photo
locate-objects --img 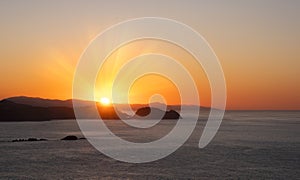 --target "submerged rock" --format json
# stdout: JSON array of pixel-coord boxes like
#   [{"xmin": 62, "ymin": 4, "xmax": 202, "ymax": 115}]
[
  {"xmin": 61, "ymin": 135, "xmax": 78, "ymax": 141},
  {"xmin": 11, "ymin": 138, "xmax": 48, "ymax": 142}
]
